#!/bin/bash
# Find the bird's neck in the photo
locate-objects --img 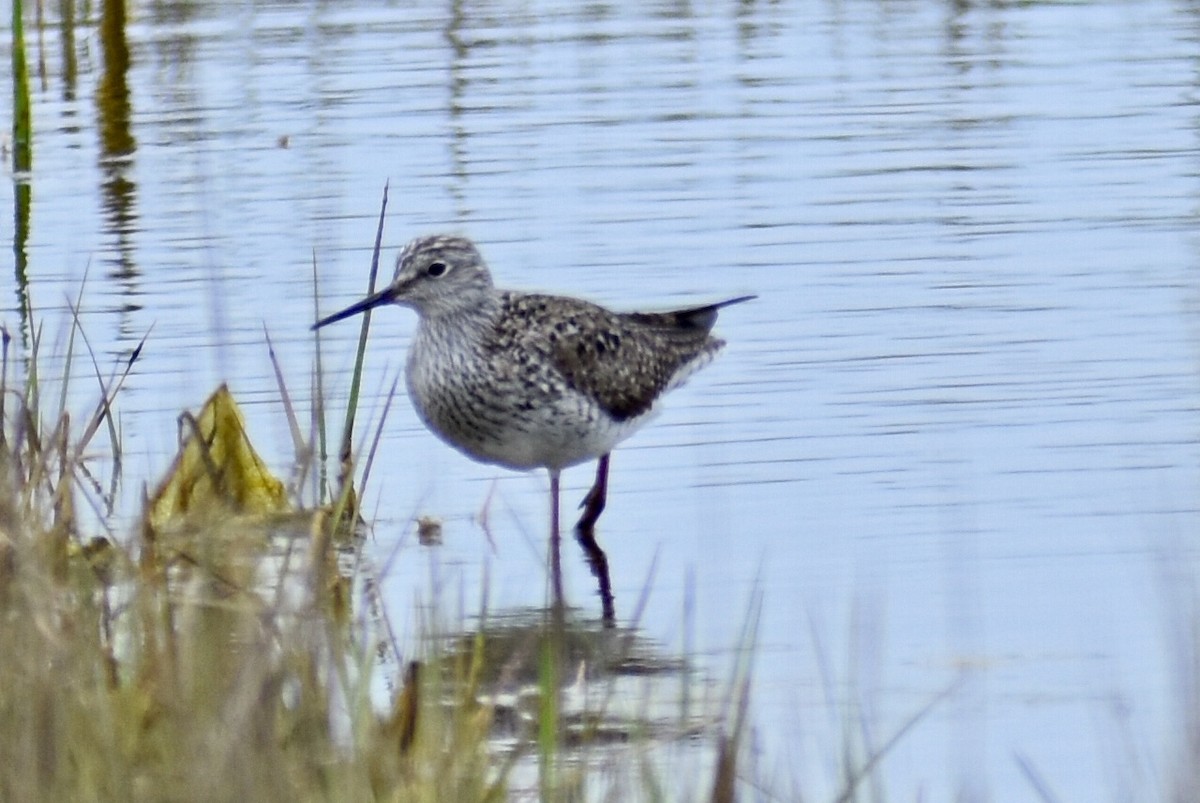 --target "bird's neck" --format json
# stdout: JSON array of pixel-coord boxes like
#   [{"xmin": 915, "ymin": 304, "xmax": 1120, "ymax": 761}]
[{"xmin": 416, "ymin": 292, "xmax": 501, "ymax": 342}]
